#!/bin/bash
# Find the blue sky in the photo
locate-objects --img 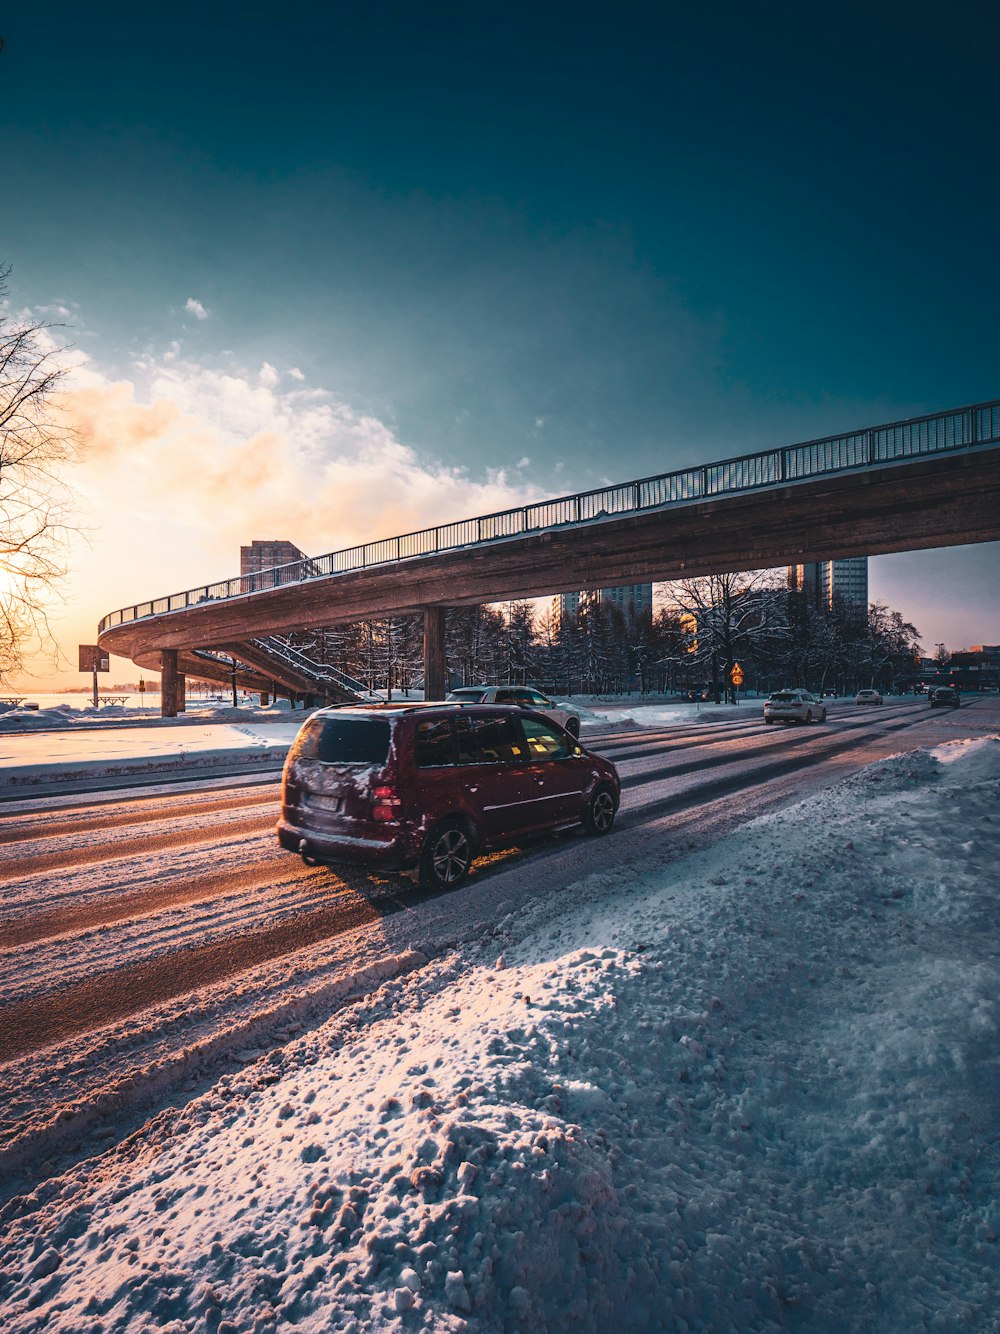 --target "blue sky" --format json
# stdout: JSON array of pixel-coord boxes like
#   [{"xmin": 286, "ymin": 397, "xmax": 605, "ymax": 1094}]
[{"xmin": 2, "ymin": 1, "xmax": 998, "ymax": 683}]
